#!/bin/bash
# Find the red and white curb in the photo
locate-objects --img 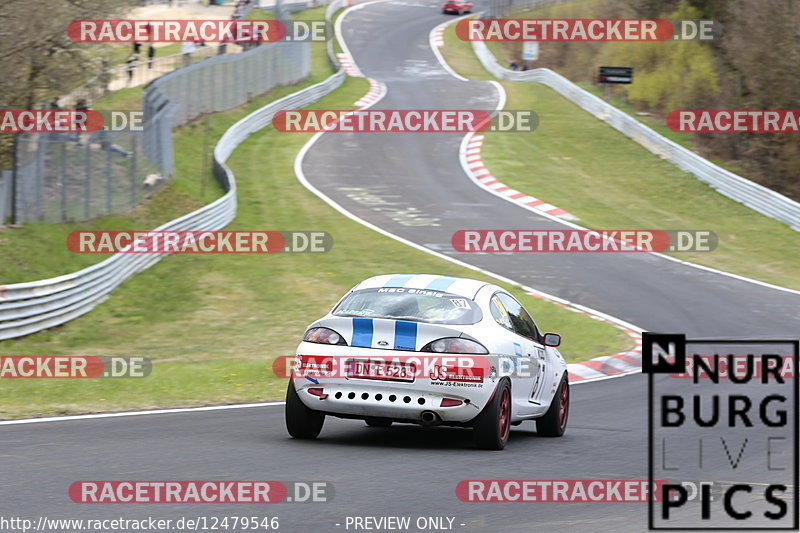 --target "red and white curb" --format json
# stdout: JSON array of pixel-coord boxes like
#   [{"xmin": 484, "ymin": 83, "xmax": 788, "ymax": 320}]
[
  {"xmin": 431, "ymin": 23, "xmax": 446, "ymax": 47},
  {"xmin": 336, "ymin": 53, "xmax": 362, "ymax": 77},
  {"xmin": 524, "ymin": 290, "xmax": 642, "ymax": 383},
  {"xmin": 567, "ymin": 327, "xmax": 641, "ymax": 382},
  {"xmin": 465, "ymin": 135, "xmax": 577, "ymax": 220},
  {"xmin": 354, "ymin": 78, "xmax": 386, "ymax": 108}
]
